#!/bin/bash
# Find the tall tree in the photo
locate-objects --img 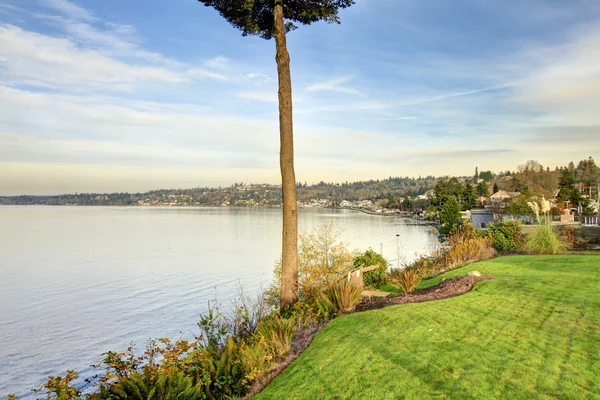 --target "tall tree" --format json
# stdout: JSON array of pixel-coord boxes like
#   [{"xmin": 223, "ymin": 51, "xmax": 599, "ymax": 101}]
[
  {"xmin": 462, "ymin": 183, "xmax": 477, "ymax": 211},
  {"xmin": 198, "ymin": 0, "xmax": 355, "ymax": 311},
  {"xmin": 477, "ymin": 181, "xmax": 490, "ymax": 197}
]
